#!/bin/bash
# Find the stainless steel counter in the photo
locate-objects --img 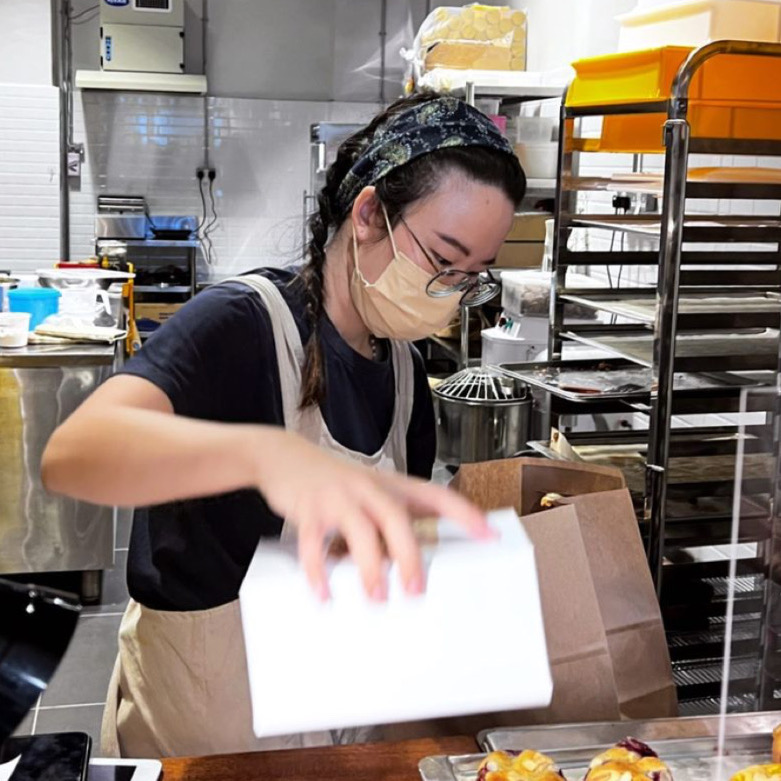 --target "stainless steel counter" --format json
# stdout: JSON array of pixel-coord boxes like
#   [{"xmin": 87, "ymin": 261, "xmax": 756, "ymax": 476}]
[
  {"xmin": 0, "ymin": 342, "xmax": 117, "ymax": 368},
  {"xmin": 0, "ymin": 342, "xmax": 119, "ymax": 574}
]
